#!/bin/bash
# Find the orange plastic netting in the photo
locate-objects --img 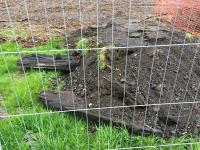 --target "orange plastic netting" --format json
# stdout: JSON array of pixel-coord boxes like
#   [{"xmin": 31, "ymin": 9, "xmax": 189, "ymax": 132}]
[{"xmin": 154, "ymin": 0, "xmax": 200, "ymax": 35}]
